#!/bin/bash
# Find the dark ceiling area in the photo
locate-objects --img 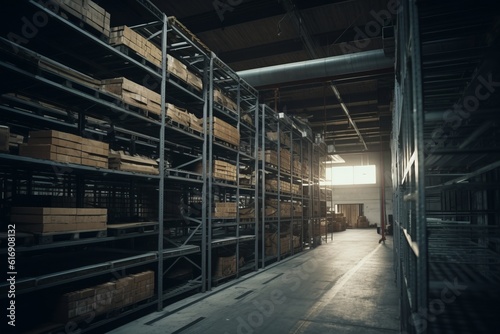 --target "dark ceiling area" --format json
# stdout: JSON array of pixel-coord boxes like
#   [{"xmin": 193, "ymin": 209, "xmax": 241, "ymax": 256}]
[
  {"xmin": 150, "ymin": 0, "xmax": 397, "ymax": 153},
  {"xmin": 103, "ymin": 0, "xmax": 499, "ymax": 154}
]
